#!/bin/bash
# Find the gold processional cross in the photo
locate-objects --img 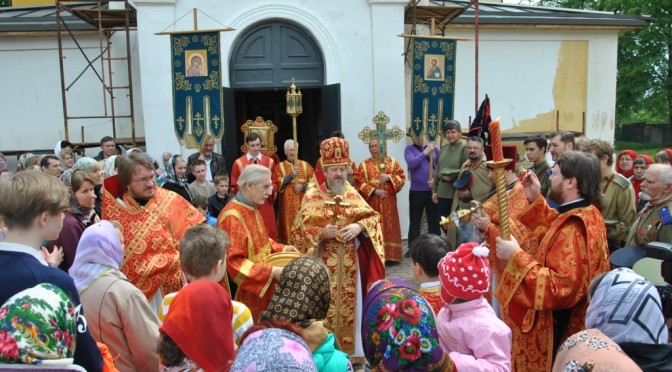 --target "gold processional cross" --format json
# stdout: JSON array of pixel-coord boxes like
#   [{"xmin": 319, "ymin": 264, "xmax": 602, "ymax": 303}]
[{"xmin": 358, "ymin": 111, "xmax": 404, "ymax": 171}]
